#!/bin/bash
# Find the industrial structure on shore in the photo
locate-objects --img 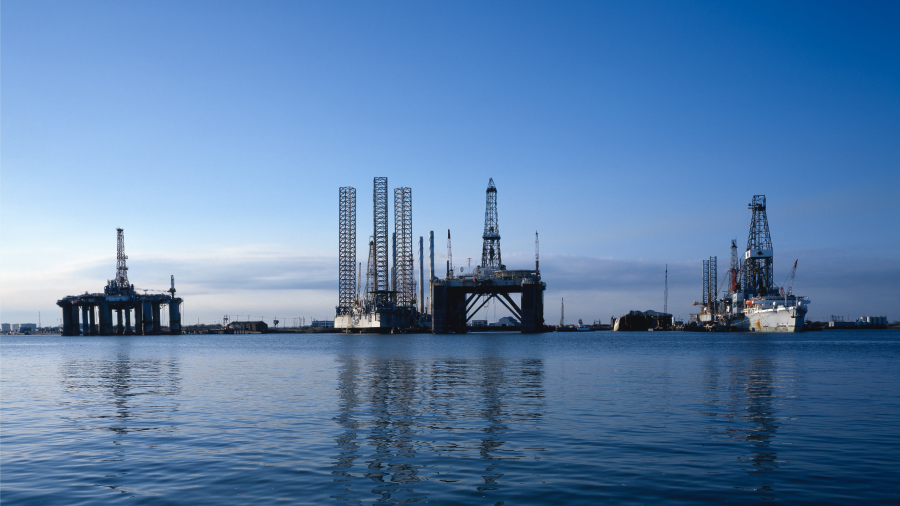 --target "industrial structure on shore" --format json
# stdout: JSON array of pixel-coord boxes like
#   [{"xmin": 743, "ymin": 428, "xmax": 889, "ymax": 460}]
[
  {"xmin": 56, "ymin": 229, "xmax": 182, "ymax": 336},
  {"xmin": 691, "ymin": 195, "xmax": 810, "ymax": 332},
  {"xmin": 335, "ymin": 177, "xmax": 545, "ymax": 333}
]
